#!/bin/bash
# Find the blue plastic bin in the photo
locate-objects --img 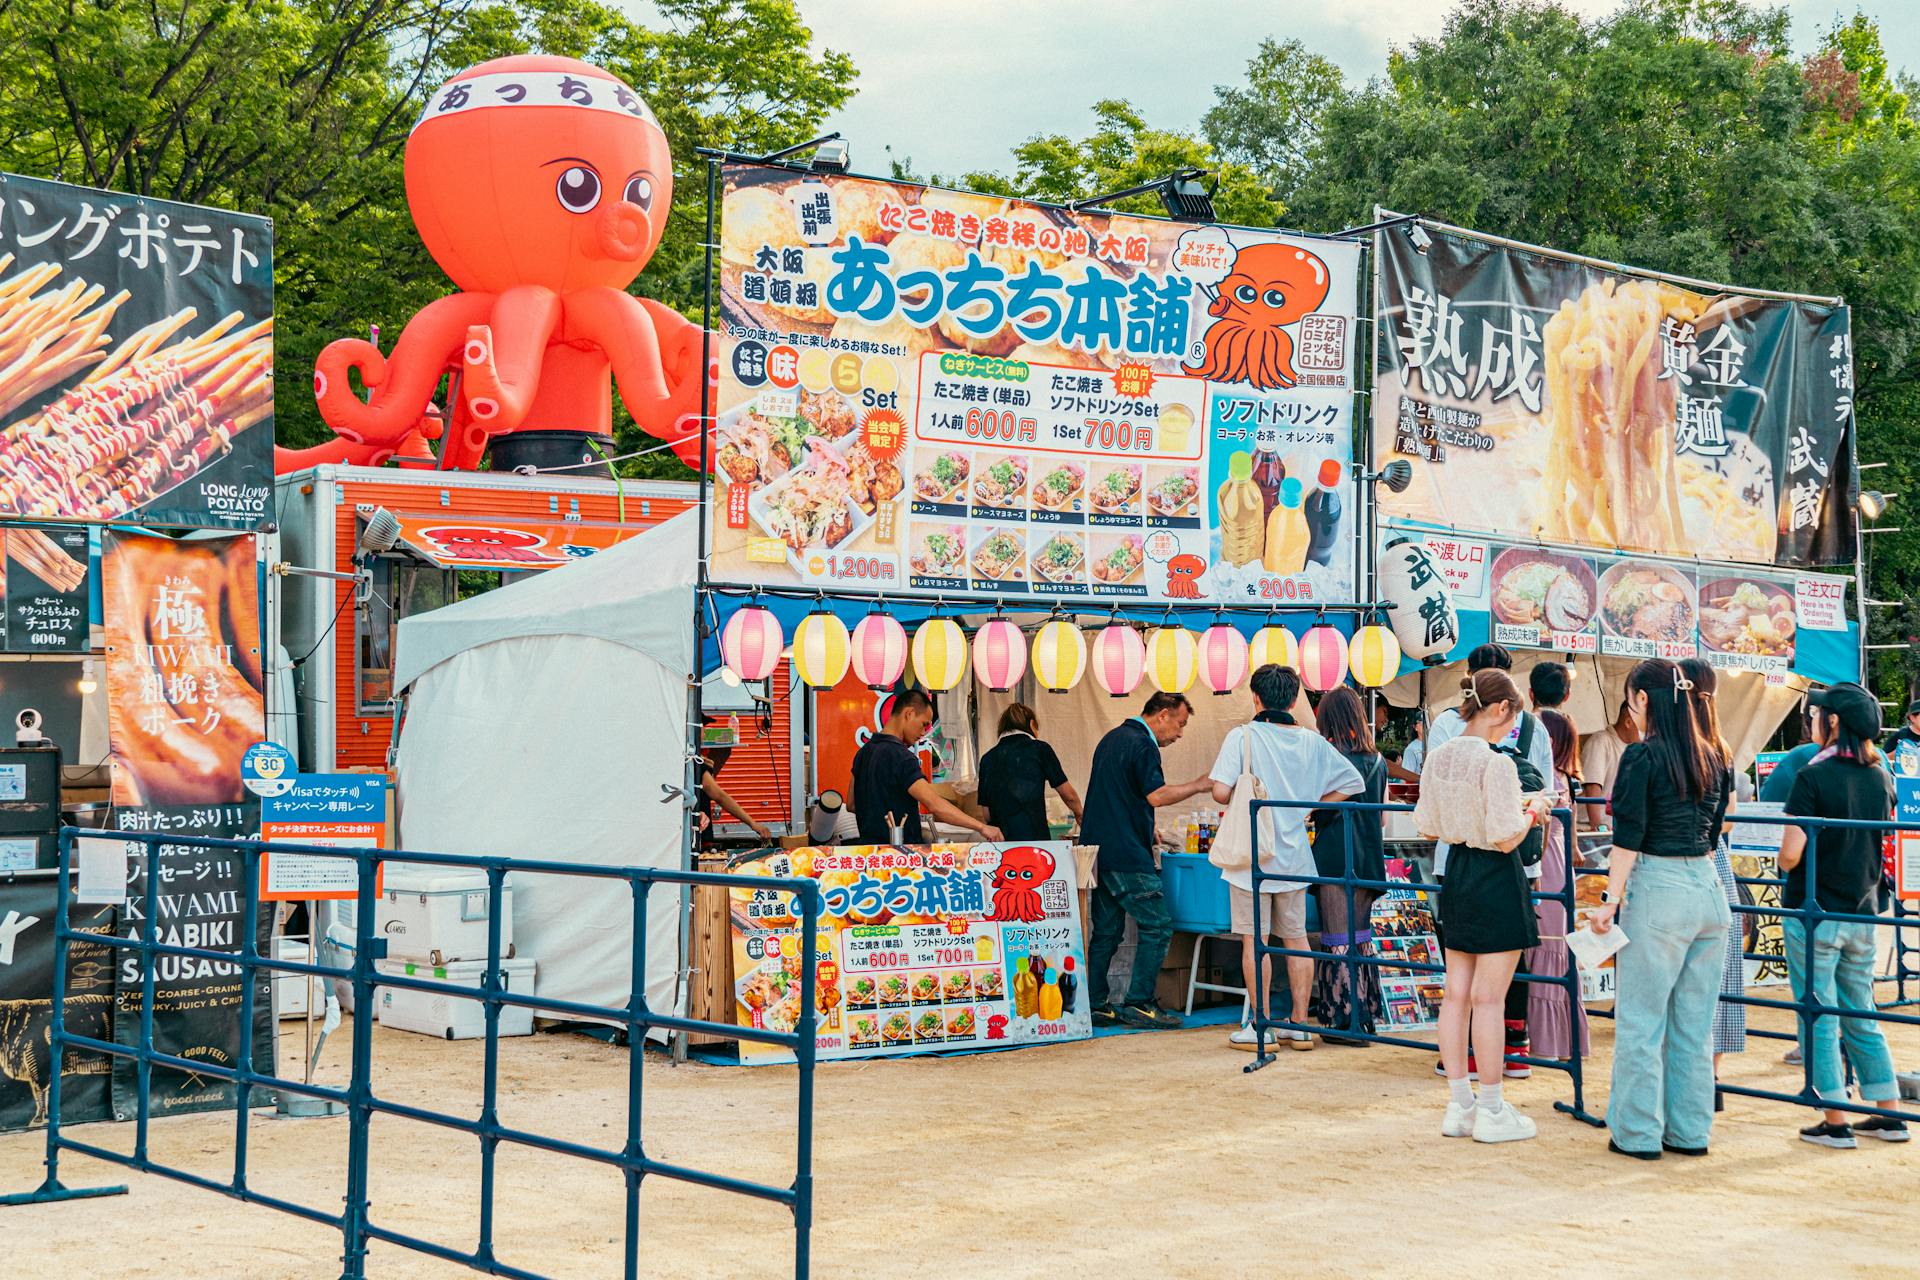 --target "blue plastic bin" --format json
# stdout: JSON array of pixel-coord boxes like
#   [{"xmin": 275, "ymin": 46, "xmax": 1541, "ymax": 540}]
[{"xmin": 1159, "ymin": 852, "xmax": 1322, "ymax": 935}]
